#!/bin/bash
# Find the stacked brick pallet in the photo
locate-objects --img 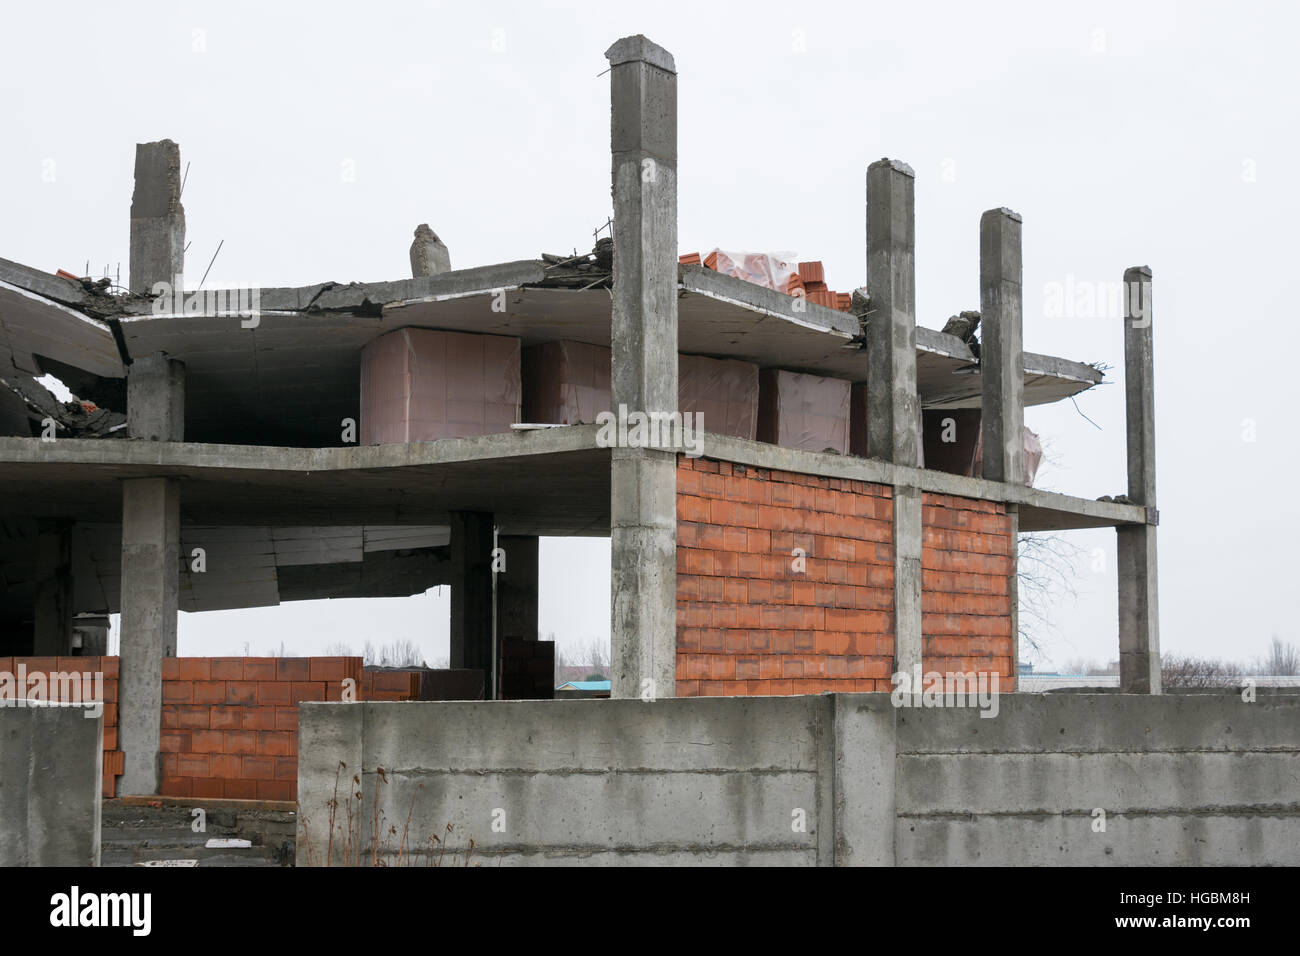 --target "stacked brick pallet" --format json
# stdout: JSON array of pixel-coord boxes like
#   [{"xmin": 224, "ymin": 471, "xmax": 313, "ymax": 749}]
[
  {"xmin": 360, "ymin": 668, "xmax": 422, "ymax": 701},
  {"xmin": 676, "ymin": 456, "xmax": 896, "ymax": 696},
  {"xmin": 159, "ymin": 656, "xmax": 362, "ymax": 801},
  {"xmin": 0, "ymin": 655, "xmax": 120, "ymax": 797},
  {"xmin": 681, "ymin": 253, "xmax": 854, "ymax": 313},
  {"xmin": 920, "ymin": 494, "xmax": 1016, "ymax": 686}
]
